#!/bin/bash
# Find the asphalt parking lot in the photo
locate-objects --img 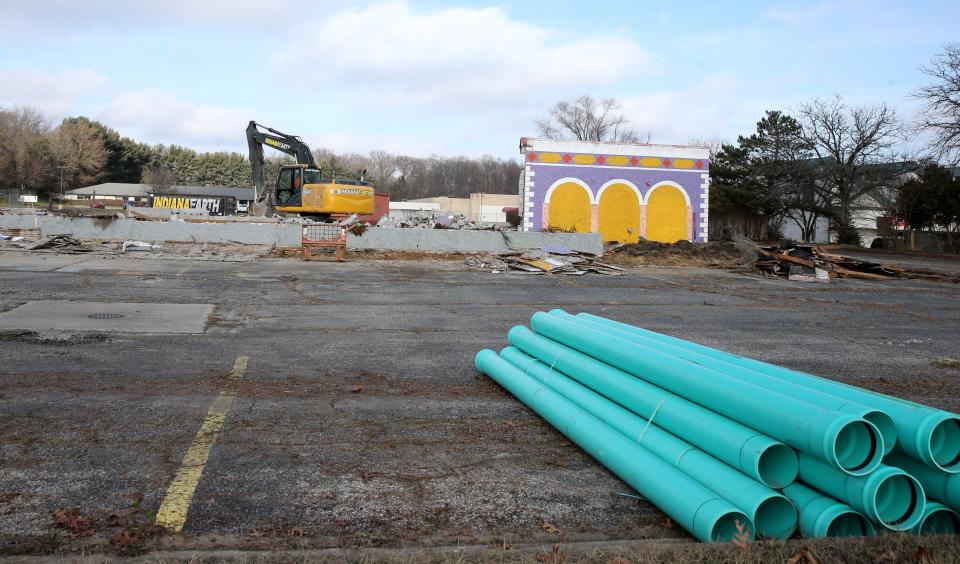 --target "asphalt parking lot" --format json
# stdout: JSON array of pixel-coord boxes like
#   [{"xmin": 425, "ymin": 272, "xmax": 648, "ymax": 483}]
[{"xmin": 1, "ymin": 251, "xmax": 959, "ymax": 557}]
